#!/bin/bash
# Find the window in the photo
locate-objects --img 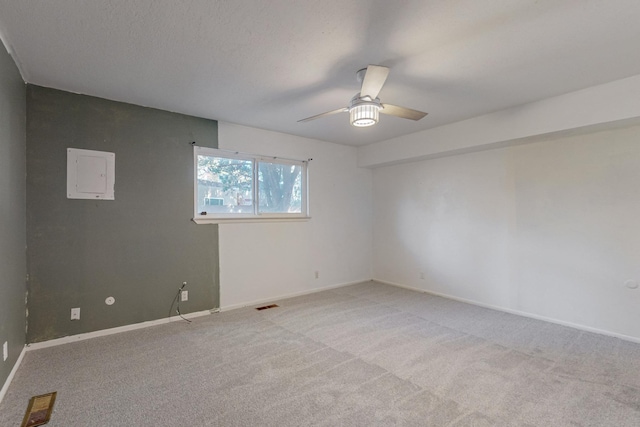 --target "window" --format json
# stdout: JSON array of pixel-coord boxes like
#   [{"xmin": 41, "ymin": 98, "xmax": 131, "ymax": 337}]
[{"xmin": 194, "ymin": 146, "xmax": 308, "ymax": 223}]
